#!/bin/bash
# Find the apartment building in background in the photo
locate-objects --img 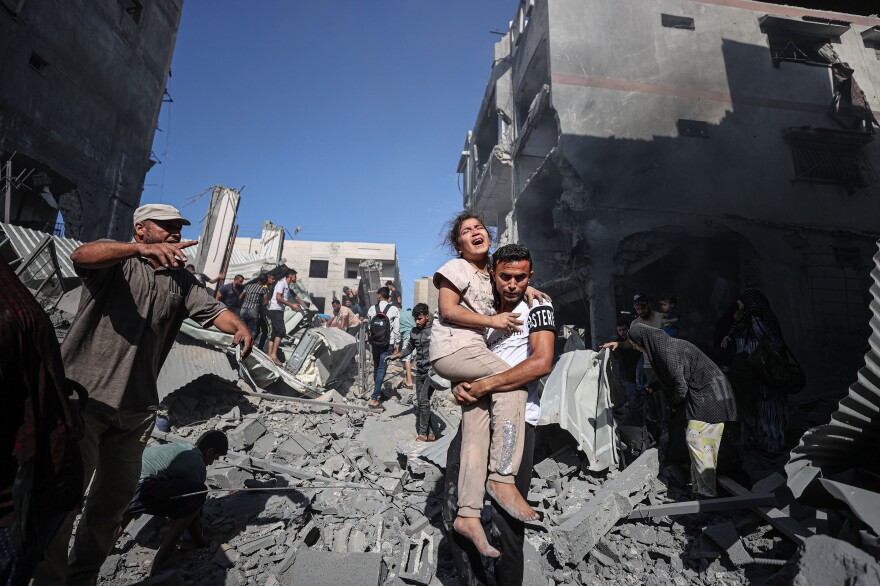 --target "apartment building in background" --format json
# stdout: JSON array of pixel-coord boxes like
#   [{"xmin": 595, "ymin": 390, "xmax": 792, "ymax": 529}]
[
  {"xmin": 234, "ymin": 238, "xmax": 401, "ymax": 314},
  {"xmin": 413, "ymin": 276, "xmax": 440, "ymax": 314}
]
